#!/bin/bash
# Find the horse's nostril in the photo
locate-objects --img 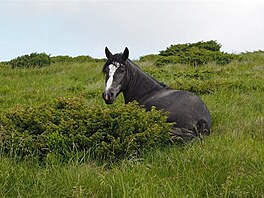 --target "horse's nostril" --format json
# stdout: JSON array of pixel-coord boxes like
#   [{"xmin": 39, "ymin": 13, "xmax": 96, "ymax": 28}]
[{"xmin": 110, "ymin": 92, "xmax": 114, "ymax": 97}]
